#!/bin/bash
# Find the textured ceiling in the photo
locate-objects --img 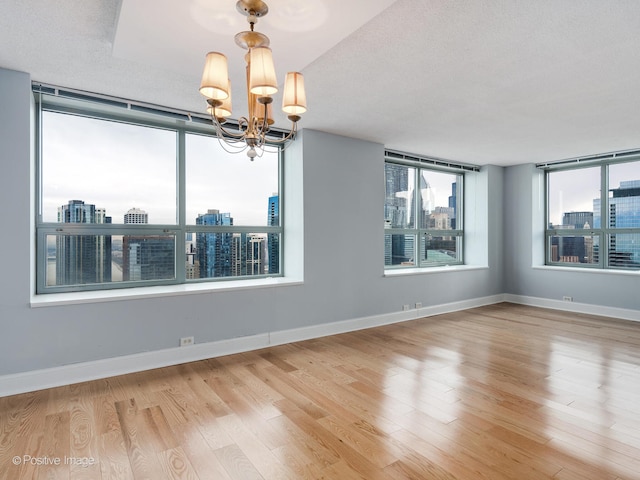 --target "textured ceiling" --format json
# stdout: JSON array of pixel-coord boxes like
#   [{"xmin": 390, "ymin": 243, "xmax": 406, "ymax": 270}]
[{"xmin": 1, "ymin": 0, "xmax": 640, "ymax": 166}]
